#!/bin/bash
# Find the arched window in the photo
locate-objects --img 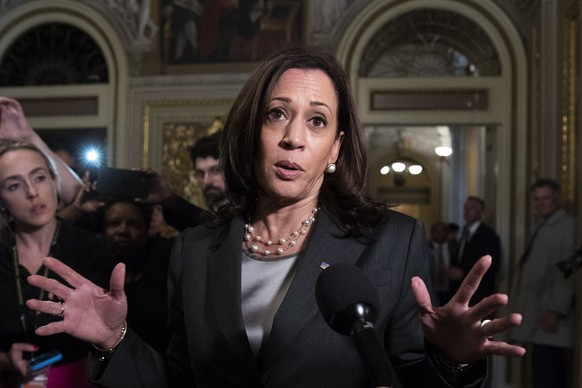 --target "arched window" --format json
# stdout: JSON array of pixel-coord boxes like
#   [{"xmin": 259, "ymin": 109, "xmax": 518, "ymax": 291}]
[
  {"xmin": 0, "ymin": 23, "xmax": 108, "ymax": 86},
  {"xmin": 359, "ymin": 9, "xmax": 501, "ymax": 77}
]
